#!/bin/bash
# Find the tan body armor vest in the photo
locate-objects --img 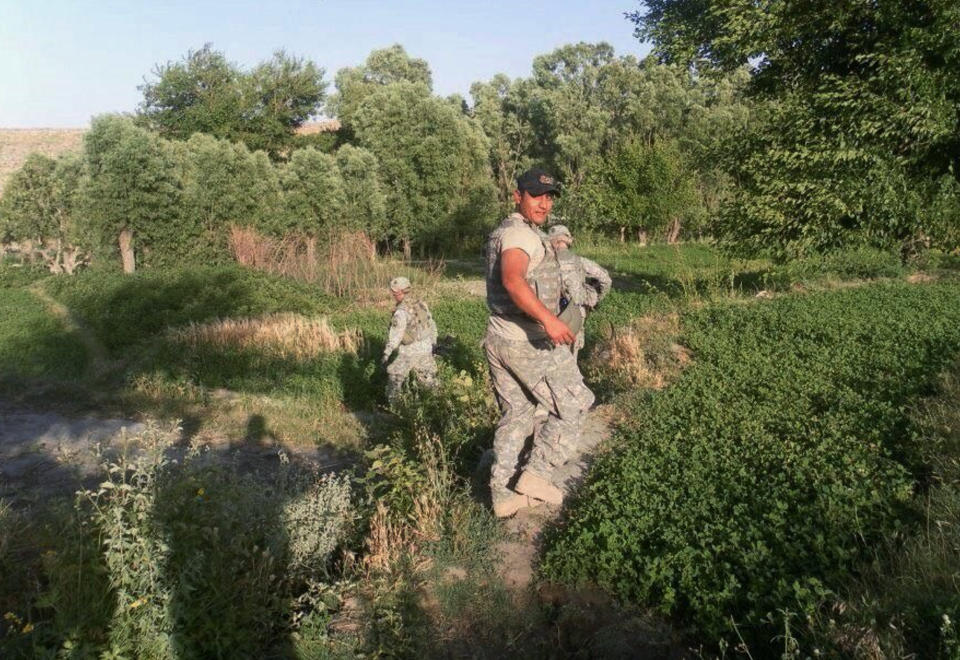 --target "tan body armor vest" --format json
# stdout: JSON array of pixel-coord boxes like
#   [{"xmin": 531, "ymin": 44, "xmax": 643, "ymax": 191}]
[{"xmin": 485, "ymin": 216, "xmax": 561, "ymax": 319}]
